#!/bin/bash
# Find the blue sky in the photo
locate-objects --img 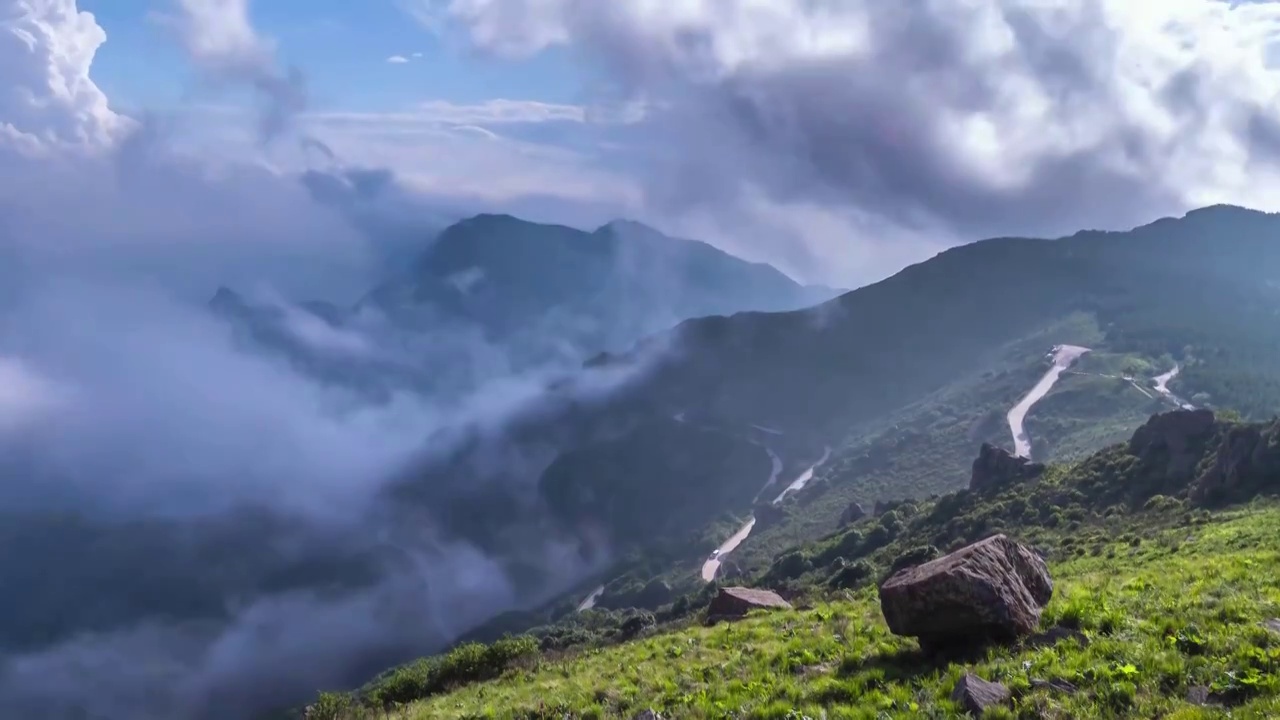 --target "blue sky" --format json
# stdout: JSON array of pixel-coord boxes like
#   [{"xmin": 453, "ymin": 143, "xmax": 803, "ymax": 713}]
[{"xmin": 79, "ymin": 0, "xmax": 588, "ymax": 113}]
